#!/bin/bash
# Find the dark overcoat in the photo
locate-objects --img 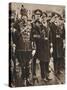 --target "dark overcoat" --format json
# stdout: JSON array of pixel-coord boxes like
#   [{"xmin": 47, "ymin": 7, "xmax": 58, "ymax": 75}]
[
  {"xmin": 30, "ymin": 20, "xmax": 51, "ymax": 62},
  {"xmin": 49, "ymin": 22, "xmax": 64, "ymax": 59}
]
